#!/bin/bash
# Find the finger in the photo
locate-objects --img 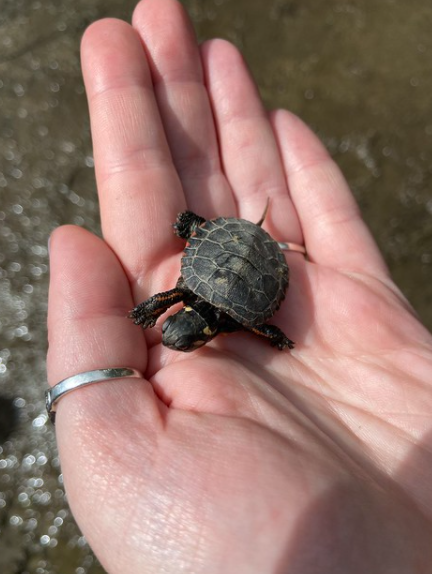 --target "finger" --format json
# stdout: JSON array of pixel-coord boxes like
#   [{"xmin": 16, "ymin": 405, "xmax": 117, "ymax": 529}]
[
  {"xmin": 81, "ymin": 19, "xmax": 184, "ymax": 288},
  {"xmin": 271, "ymin": 110, "xmax": 389, "ymax": 277},
  {"xmin": 132, "ymin": 0, "xmax": 234, "ymax": 217},
  {"xmin": 47, "ymin": 225, "xmax": 149, "ymax": 394},
  {"xmin": 201, "ymin": 39, "xmax": 303, "ymax": 244},
  {"xmin": 46, "ymin": 225, "xmax": 165, "ymax": 573},
  {"xmin": 46, "ymin": 225, "xmax": 163, "ymax": 437}
]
